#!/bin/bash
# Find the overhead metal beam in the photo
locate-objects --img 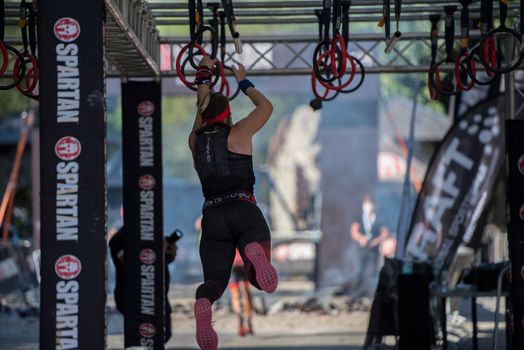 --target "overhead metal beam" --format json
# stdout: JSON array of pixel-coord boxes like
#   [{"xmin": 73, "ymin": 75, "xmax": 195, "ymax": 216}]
[
  {"xmin": 153, "ymin": 13, "xmax": 469, "ymax": 25},
  {"xmin": 158, "ymin": 32, "xmax": 523, "ymax": 77},
  {"xmin": 0, "ymin": 0, "xmax": 466, "ymax": 10},
  {"xmin": 4, "ymin": 0, "xmax": 522, "ymax": 78},
  {"xmin": 153, "ymin": 66, "xmax": 453, "ymax": 76},
  {"xmin": 106, "ymin": 64, "xmax": 510, "ymax": 77},
  {"xmin": 159, "ymin": 31, "xmax": 484, "ymax": 44},
  {"xmin": 150, "ymin": 5, "xmax": 514, "ymax": 17},
  {"xmin": 147, "ymin": 0, "xmax": 464, "ymax": 10}
]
